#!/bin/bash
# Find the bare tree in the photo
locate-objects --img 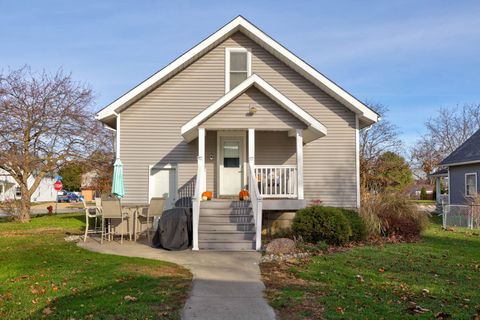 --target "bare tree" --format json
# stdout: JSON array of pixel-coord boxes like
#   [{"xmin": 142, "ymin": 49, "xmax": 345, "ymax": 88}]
[
  {"xmin": 360, "ymin": 104, "xmax": 403, "ymax": 162},
  {"xmin": 411, "ymin": 104, "xmax": 480, "ymax": 178},
  {"xmin": 0, "ymin": 66, "xmax": 103, "ymax": 222},
  {"xmin": 360, "ymin": 103, "xmax": 403, "ymax": 190}
]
